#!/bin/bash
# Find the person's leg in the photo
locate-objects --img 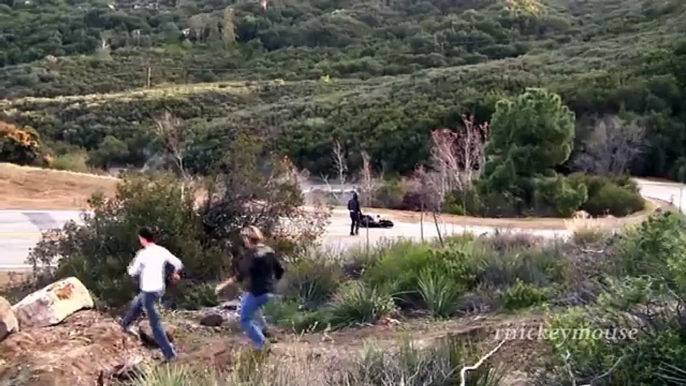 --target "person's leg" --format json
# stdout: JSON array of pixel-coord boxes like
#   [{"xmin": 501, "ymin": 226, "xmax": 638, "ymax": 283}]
[
  {"xmin": 240, "ymin": 292, "xmax": 270, "ymax": 350},
  {"xmin": 350, "ymin": 212, "xmax": 356, "ymax": 235},
  {"xmin": 354, "ymin": 213, "xmax": 360, "ymax": 235},
  {"xmin": 121, "ymin": 292, "xmax": 144, "ymax": 330},
  {"xmin": 142, "ymin": 291, "xmax": 176, "ymax": 361}
]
